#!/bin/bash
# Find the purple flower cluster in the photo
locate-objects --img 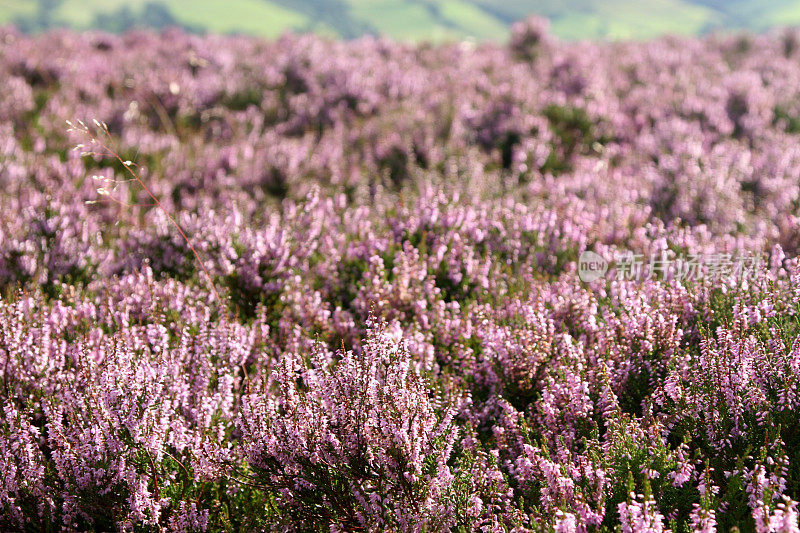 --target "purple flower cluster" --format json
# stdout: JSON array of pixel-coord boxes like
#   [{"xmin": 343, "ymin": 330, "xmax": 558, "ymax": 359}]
[{"xmin": 1, "ymin": 18, "xmax": 800, "ymax": 531}]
